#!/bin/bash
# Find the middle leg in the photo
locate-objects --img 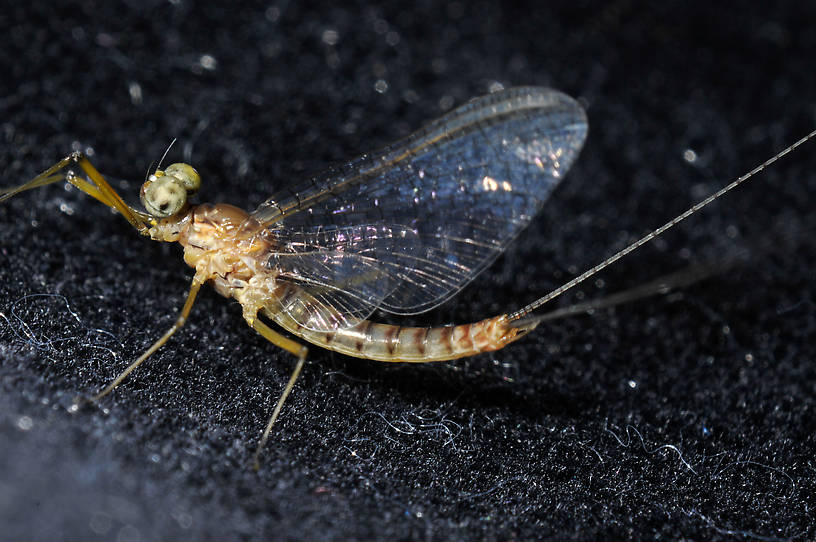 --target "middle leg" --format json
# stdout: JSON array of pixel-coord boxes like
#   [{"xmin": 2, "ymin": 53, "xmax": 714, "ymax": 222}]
[{"xmin": 89, "ymin": 276, "xmax": 204, "ymax": 402}]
